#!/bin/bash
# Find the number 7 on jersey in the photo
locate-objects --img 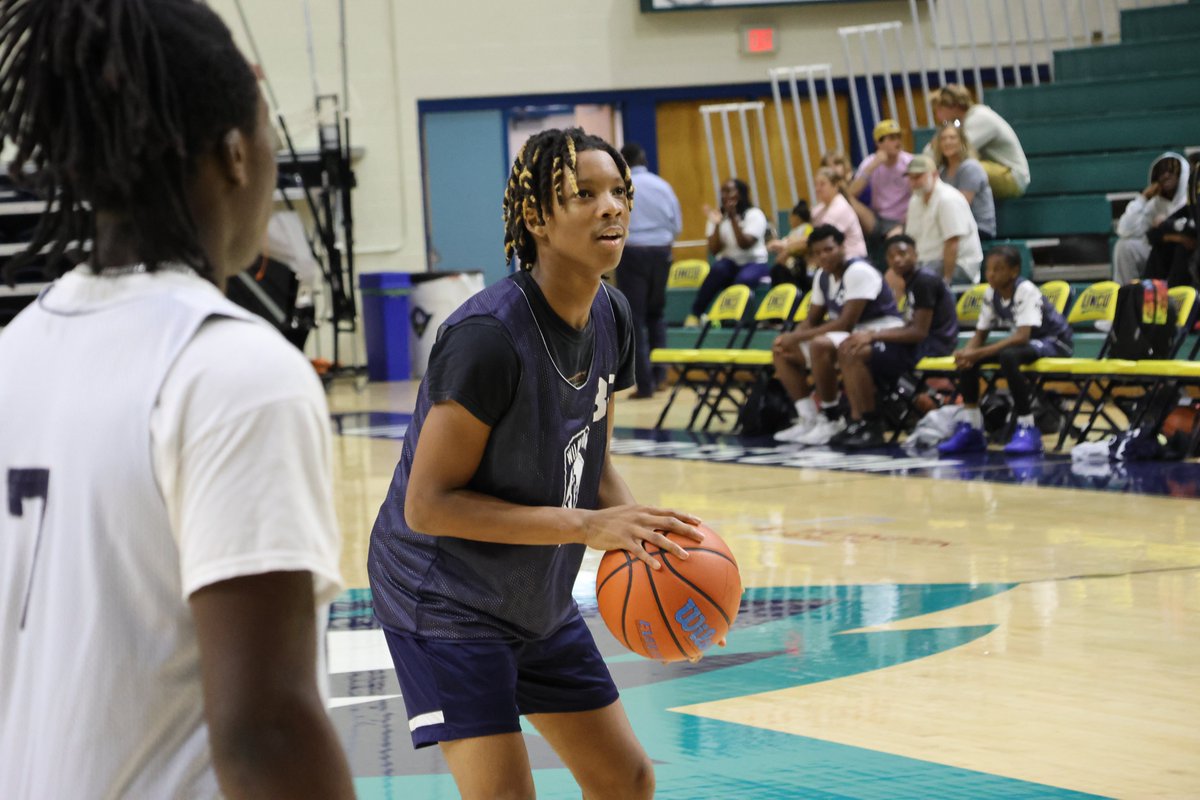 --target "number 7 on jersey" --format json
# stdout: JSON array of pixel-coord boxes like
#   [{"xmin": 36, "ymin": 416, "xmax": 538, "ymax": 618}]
[{"xmin": 7, "ymin": 468, "xmax": 50, "ymax": 630}]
